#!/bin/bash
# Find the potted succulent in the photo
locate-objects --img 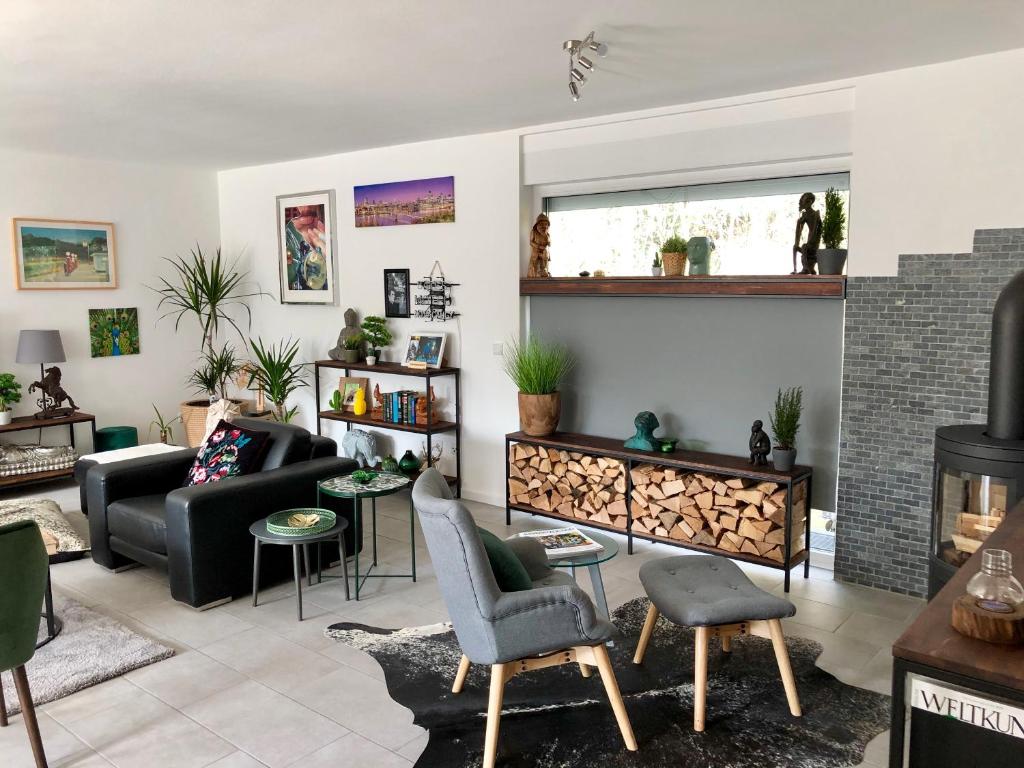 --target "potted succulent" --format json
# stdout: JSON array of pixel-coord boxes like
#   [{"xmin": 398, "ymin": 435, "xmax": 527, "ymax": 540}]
[
  {"xmin": 502, "ymin": 336, "xmax": 575, "ymax": 437},
  {"xmin": 340, "ymin": 333, "xmax": 363, "ymax": 364},
  {"xmin": 660, "ymin": 234, "xmax": 688, "ymax": 276},
  {"xmin": 149, "ymin": 404, "xmax": 182, "ymax": 444},
  {"xmin": 360, "ymin": 315, "xmax": 392, "ymax": 365},
  {"xmin": 247, "ymin": 337, "xmax": 308, "ymax": 423},
  {"xmin": 0, "ymin": 373, "xmax": 22, "ymax": 425},
  {"xmin": 818, "ymin": 187, "xmax": 848, "ymax": 275},
  {"xmin": 770, "ymin": 386, "xmax": 803, "ymax": 471},
  {"xmin": 651, "ymin": 253, "xmax": 663, "ymax": 277}
]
